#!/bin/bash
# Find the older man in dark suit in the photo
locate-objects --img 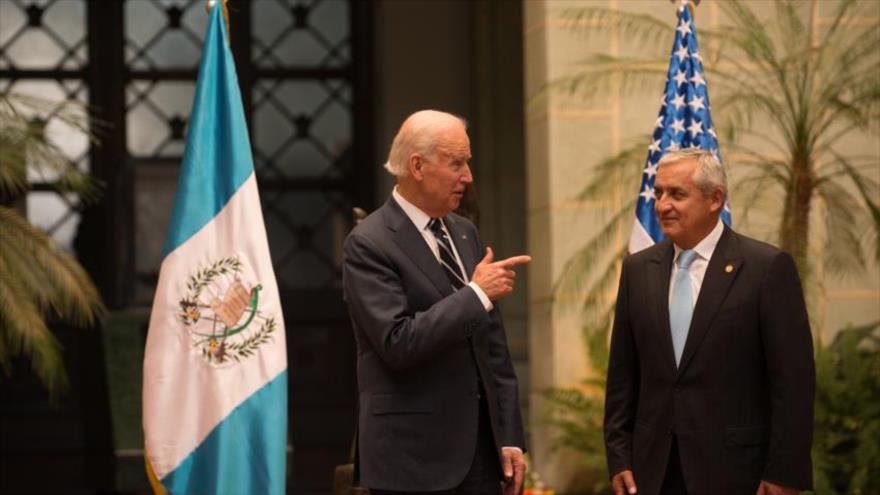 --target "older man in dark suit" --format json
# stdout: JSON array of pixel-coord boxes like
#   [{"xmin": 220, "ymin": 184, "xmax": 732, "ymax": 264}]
[
  {"xmin": 604, "ymin": 148, "xmax": 815, "ymax": 495},
  {"xmin": 342, "ymin": 110, "xmax": 529, "ymax": 494}
]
